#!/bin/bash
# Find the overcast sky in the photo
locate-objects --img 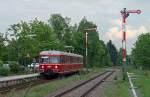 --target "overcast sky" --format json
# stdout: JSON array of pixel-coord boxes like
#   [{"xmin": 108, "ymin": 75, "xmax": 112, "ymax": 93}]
[{"xmin": 0, "ymin": 0, "xmax": 150, "ymax": 54}]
